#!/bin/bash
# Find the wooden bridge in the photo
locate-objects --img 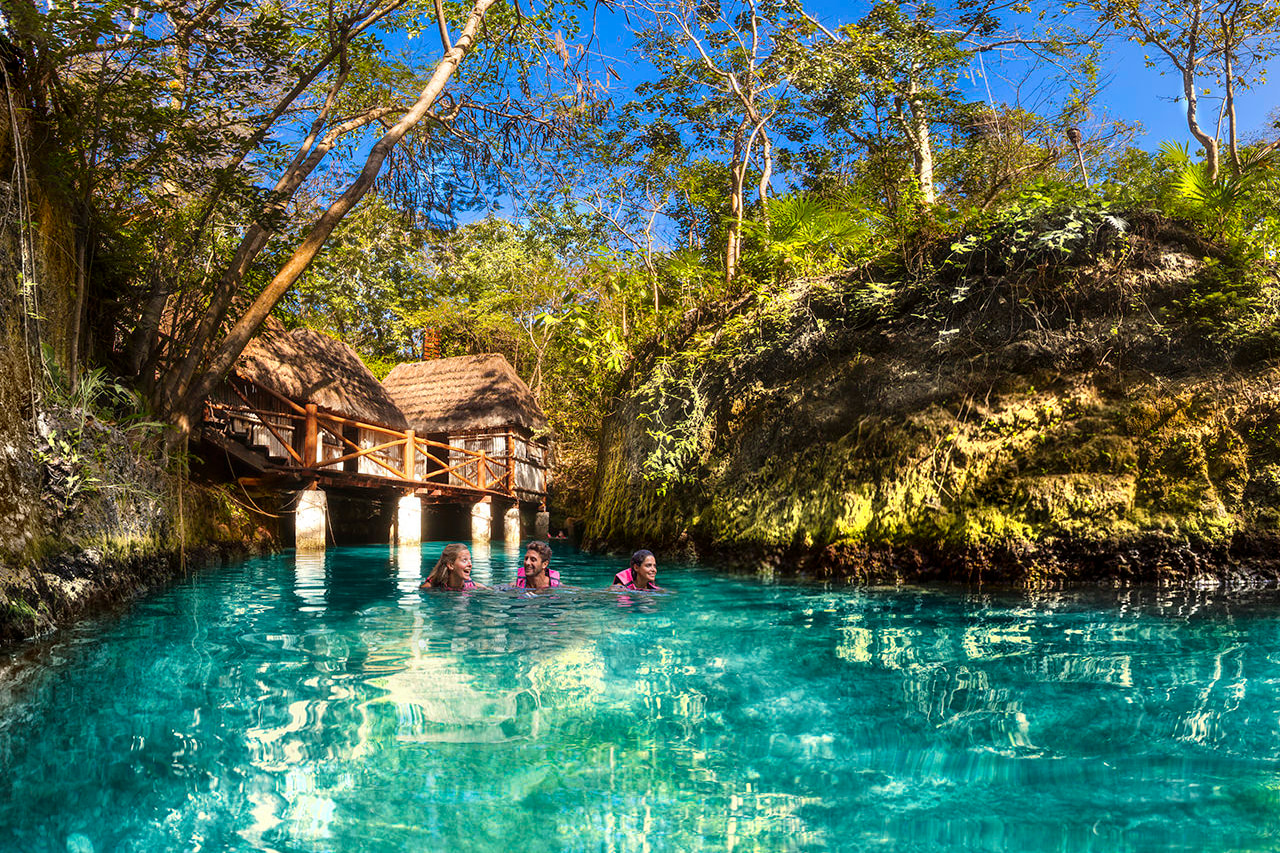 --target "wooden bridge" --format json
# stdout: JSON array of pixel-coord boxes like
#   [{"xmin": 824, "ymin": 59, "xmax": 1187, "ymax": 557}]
[{"xmin": 202, "ymin": 374, "xmax": 550, "ymax": 549}]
